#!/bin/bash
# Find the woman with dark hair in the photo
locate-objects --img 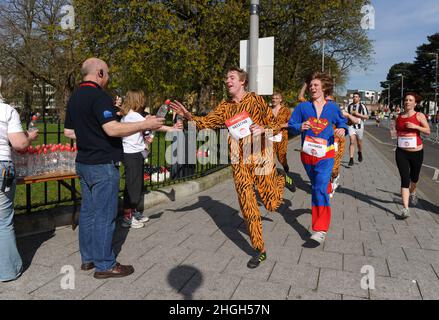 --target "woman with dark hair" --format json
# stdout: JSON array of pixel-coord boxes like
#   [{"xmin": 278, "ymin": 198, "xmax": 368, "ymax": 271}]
[
  {"xmin": 395, "ymin": 92, "xmax": 430, "ymax": 218},
  {"xmin": 288, "ymin": 72, "xmax": 348, "ymax": 247}
]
